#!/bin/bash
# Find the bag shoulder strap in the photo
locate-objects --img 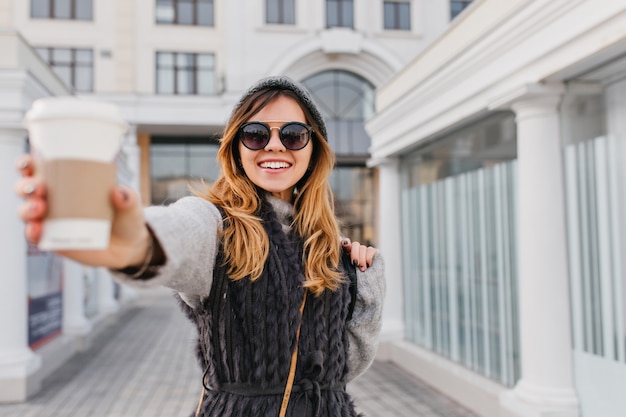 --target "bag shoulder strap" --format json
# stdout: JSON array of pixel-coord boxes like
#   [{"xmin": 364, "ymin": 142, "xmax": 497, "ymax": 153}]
[{"xmin": 279, "ymin": 292, "xmax": 307, "ymax": 417}]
